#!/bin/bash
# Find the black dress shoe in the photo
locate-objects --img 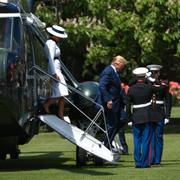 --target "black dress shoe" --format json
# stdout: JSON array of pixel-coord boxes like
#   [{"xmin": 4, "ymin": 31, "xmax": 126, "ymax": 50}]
[
  {"xmin": 121, "ymin": 151, "xmax": 129, "ymax": 155},
  {"xmin": 141, "ymin": 165, "xmax": 151, "ymax": 168},
  {"xmin": 39, "ymin": 106, "xmax": 48, "ymax": 114}
]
